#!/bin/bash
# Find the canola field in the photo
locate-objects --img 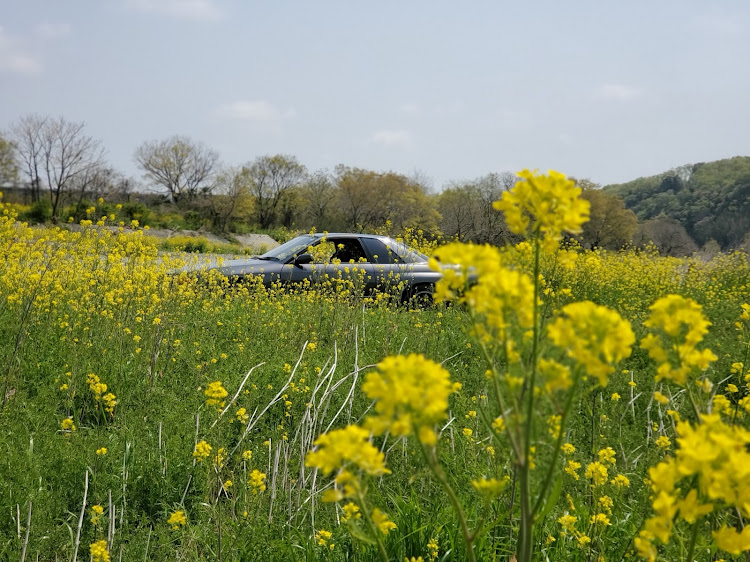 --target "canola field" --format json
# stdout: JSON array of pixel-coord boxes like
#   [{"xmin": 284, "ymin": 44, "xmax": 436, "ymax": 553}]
[{"xmin": 1, "ymin": 172, "xmax": 749, "ymax": 562}]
